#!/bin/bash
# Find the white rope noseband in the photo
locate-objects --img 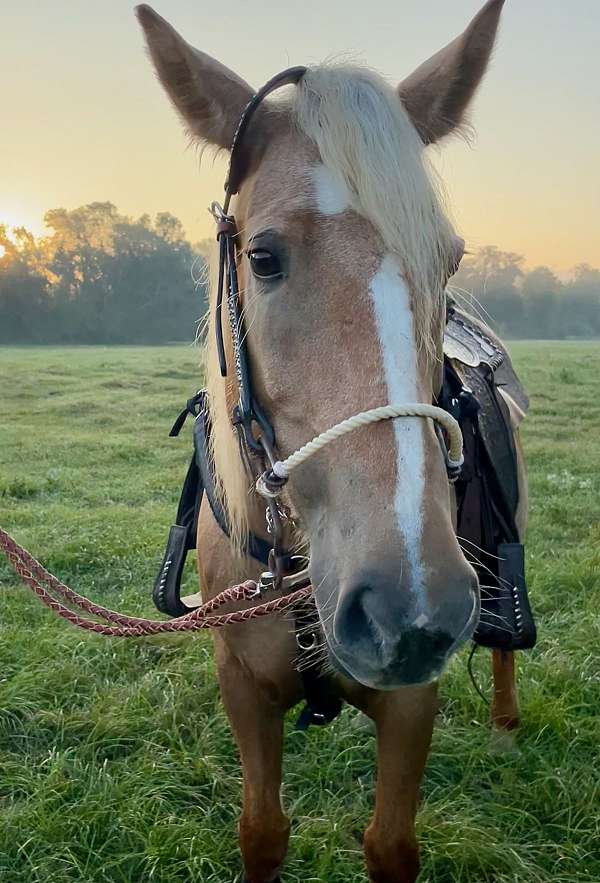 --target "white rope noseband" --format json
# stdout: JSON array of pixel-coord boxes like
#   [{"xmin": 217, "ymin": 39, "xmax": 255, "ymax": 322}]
[{"xmin": 256, "ymin": 403, "xmax": 464, "ymax": 498}]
